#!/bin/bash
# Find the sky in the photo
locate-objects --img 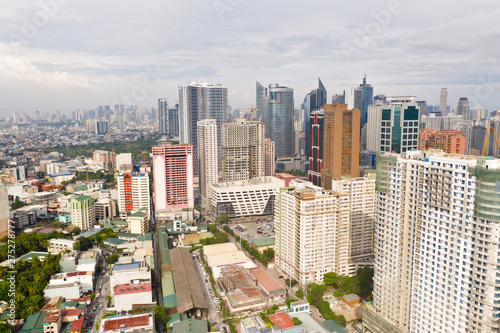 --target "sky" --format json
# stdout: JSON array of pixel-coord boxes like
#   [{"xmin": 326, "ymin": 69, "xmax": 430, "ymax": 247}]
[{"xmin": 0, "ymin": 0, "xmax": 499, "ymax": 118}]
